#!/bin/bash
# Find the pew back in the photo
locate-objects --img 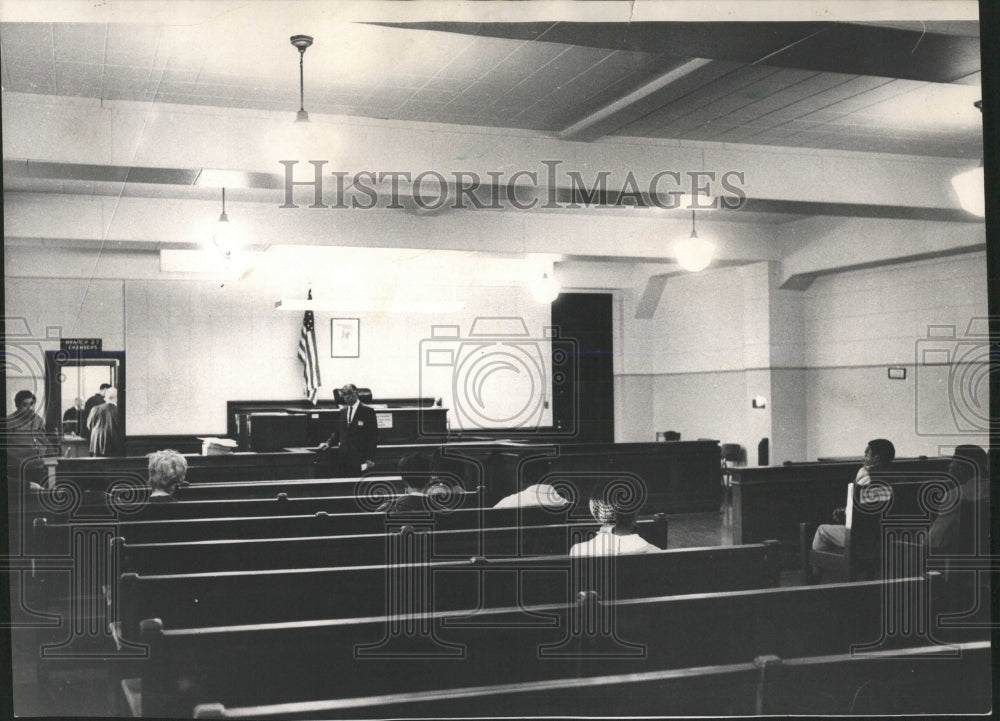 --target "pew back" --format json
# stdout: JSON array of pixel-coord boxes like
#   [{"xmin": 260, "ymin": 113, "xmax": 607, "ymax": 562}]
[
  {"xmin": 39, "ymin": 489, "xmax": 482, "ymax": 522},
  {"xmin": 116, "ymin": 543, "xmax": 779, "ymax": 642},
  {"xmin": 188, "ymin": 641, "xmax": 990, "ymax": 719},
  {"xmin": 114, "ymin": 517, "xmax": 669, "ymax": 575},
  {"xmin": 135, "ymin": 576, "xmax": 969, "ymax": 718},
  {"xmin": 732, "ymin": 458, "xmax": 950, "ymax": 561}
]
